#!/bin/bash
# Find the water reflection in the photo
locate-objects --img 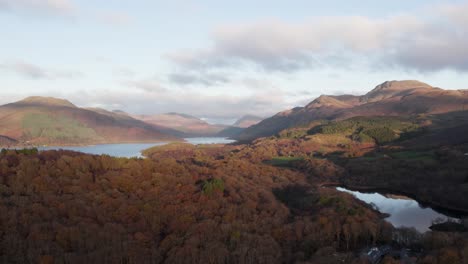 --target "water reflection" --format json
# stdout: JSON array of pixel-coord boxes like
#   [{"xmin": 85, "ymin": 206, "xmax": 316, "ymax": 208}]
[
  {"xmin": 336, "ymin": 187, "xmax": 458, "ymax": 232},
  {"xmin": 39, "ymin": 142, "xmax": 167, "ymax": 158},
  {"xmin": 37, "ymin": 137, "xmax": 235, "ymax": 158},
  {"xmin": 185, "ymin": 137, "xmax": 236, "ymax": 145}
]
